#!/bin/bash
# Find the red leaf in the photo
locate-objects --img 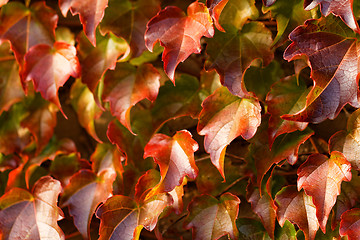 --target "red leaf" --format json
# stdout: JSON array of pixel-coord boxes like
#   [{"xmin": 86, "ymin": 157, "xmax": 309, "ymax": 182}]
[
  {"xmin": 297, "ymin": 151, "xmax": 352, "ymax": 232},
  {"xmin": 61, "ymin": 169, "xmax": 115, "ymax": 239},
  {"xmin": 0, "ymin": 176, "xmax": 64, "ymax": 239},
  {"xmin": 197, "ymin": 86, "xmax": 261, "ymax": 178},
  {"xmin": 0, "ymin": 2, "xmax": 57, "ymax": 64},
  {"xmin": 283, "ymin": 16, "xmax": 360, "ymax": 123},
  {"xmin": 103, "ymin": 63, "xmax": 160, "ymax": 132},
  {"xmin": 96, "ymin": 194, "xmax": 173, "ymax": 239},
  {"xmin": 184, "ymin": 193, "xmax": 240, "ymax": 240},
  {"xmin": 144, "ymin": 130, "xmax": 199, "ymax": 195},
  {"xmin": 248, "ymin": 189, "xmax": 277, "ymax": 239},
  {"xmin": 340, "ymin": 208, "xmax": 360, "ymax": 240},
  {"xmin": 206, "ymin": 0, "xmax": 229, "ymax": 32},
  {"xmin": 22, "ymin": 42, "xmax": 80, "ymax": 112},
  {"xmin": 145, "ymin": 1, "xmax": 214, "ymax": 82},
  {"xmin": 77, "ymin": 31, "xmax": 130, "ymax": 95},
  {"xmin": 275, "ymin": 186, "xmax": 319, "ymax": 240},
  {"xmin": 100, "ymin": 0, "xmax": 161, "ymax": 57},
  {"xmin": 263, "ymin": 0, "xmax": 276, "ymax": 6},
  {"xmin": 59, "ymin": 0, "xmax": 108, "ymax": 46},
  {"xmin": 304, "ymin": 0, "xmax": 360, "ymax": 33},
  {"xmin": 205, "ymin": 22, "xmax": 273, "ymax": 97}
]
